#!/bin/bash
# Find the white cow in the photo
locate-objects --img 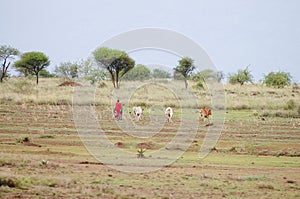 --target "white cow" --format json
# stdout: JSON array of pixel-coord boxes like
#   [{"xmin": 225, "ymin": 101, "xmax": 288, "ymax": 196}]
[
  {"xmin": 132, "ymin": 106, "xmax": 143, "ymax": 121},
  {"xmin": 165, "ymin": 107, "xmax": 173, "ymax": 123}
]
